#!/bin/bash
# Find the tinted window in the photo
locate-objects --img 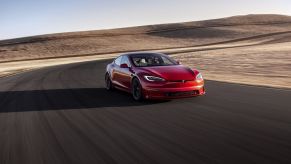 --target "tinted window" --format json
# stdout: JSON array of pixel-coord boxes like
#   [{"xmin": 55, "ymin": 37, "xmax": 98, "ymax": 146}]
[
  {"xmin": 130, "ymin": 53, "xmax": 177, "ymax": 67},
  {"xmin": 114, "ymin": 56, "xmax": 122, "ymax": 66}
]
